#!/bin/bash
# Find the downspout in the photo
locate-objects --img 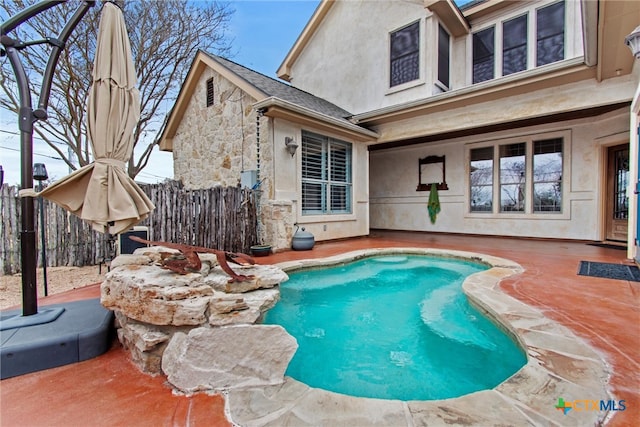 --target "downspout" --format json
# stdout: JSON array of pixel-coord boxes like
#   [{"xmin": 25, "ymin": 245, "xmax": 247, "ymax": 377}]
[{"xmin": 255, "ymin": 108, "xmax": 265, "ymax": 244}]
